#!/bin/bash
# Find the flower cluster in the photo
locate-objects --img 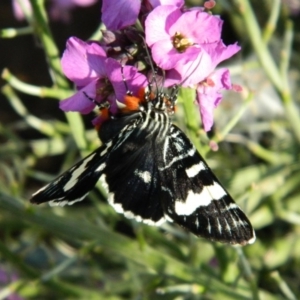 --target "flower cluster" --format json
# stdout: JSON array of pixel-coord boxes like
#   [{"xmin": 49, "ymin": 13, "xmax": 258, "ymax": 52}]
[{"xmin": 60, "ymin": 0, "xmax": 240, "ymax": 131}]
